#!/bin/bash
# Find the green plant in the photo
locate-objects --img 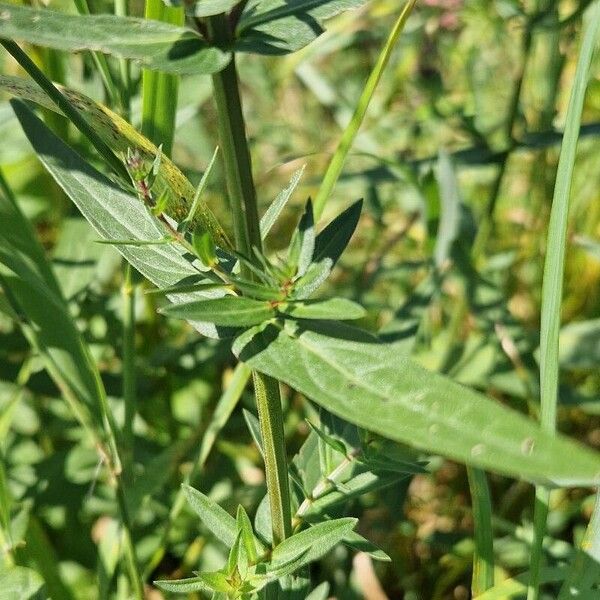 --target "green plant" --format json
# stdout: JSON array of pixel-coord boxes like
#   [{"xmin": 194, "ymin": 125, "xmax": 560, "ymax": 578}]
[{"xmin": 1, "ymin": 0, "xmax": 600, "ymax": 598}]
